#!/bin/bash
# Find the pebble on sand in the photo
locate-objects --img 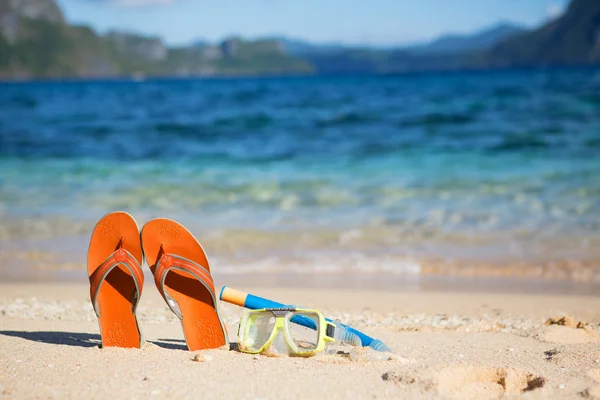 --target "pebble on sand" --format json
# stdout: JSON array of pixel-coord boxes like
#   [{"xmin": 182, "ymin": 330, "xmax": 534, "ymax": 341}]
[
  {"xmin": 544, "ymin": 316, "xmax": 586, "ymax": 329},
  {"xmin": 192, "ymin": 353, "xmax": 213, "ymax": 362}
]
